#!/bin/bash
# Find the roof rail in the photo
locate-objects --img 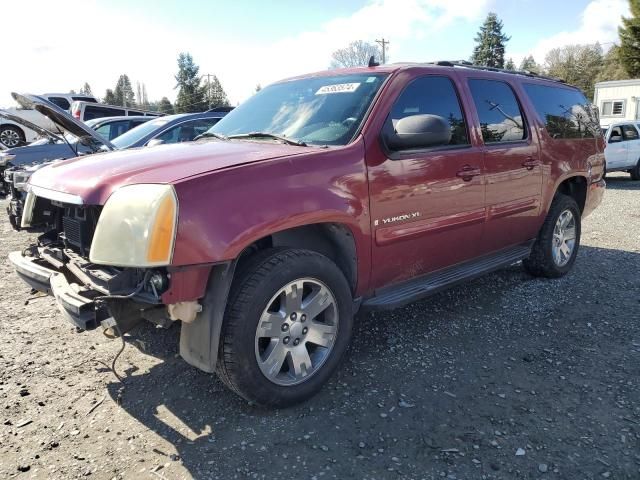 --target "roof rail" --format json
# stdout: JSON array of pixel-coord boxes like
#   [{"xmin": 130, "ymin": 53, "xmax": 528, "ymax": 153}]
[{"xmin": 429, "ymin": 60, "xmax": 566, "ymax": 84}]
